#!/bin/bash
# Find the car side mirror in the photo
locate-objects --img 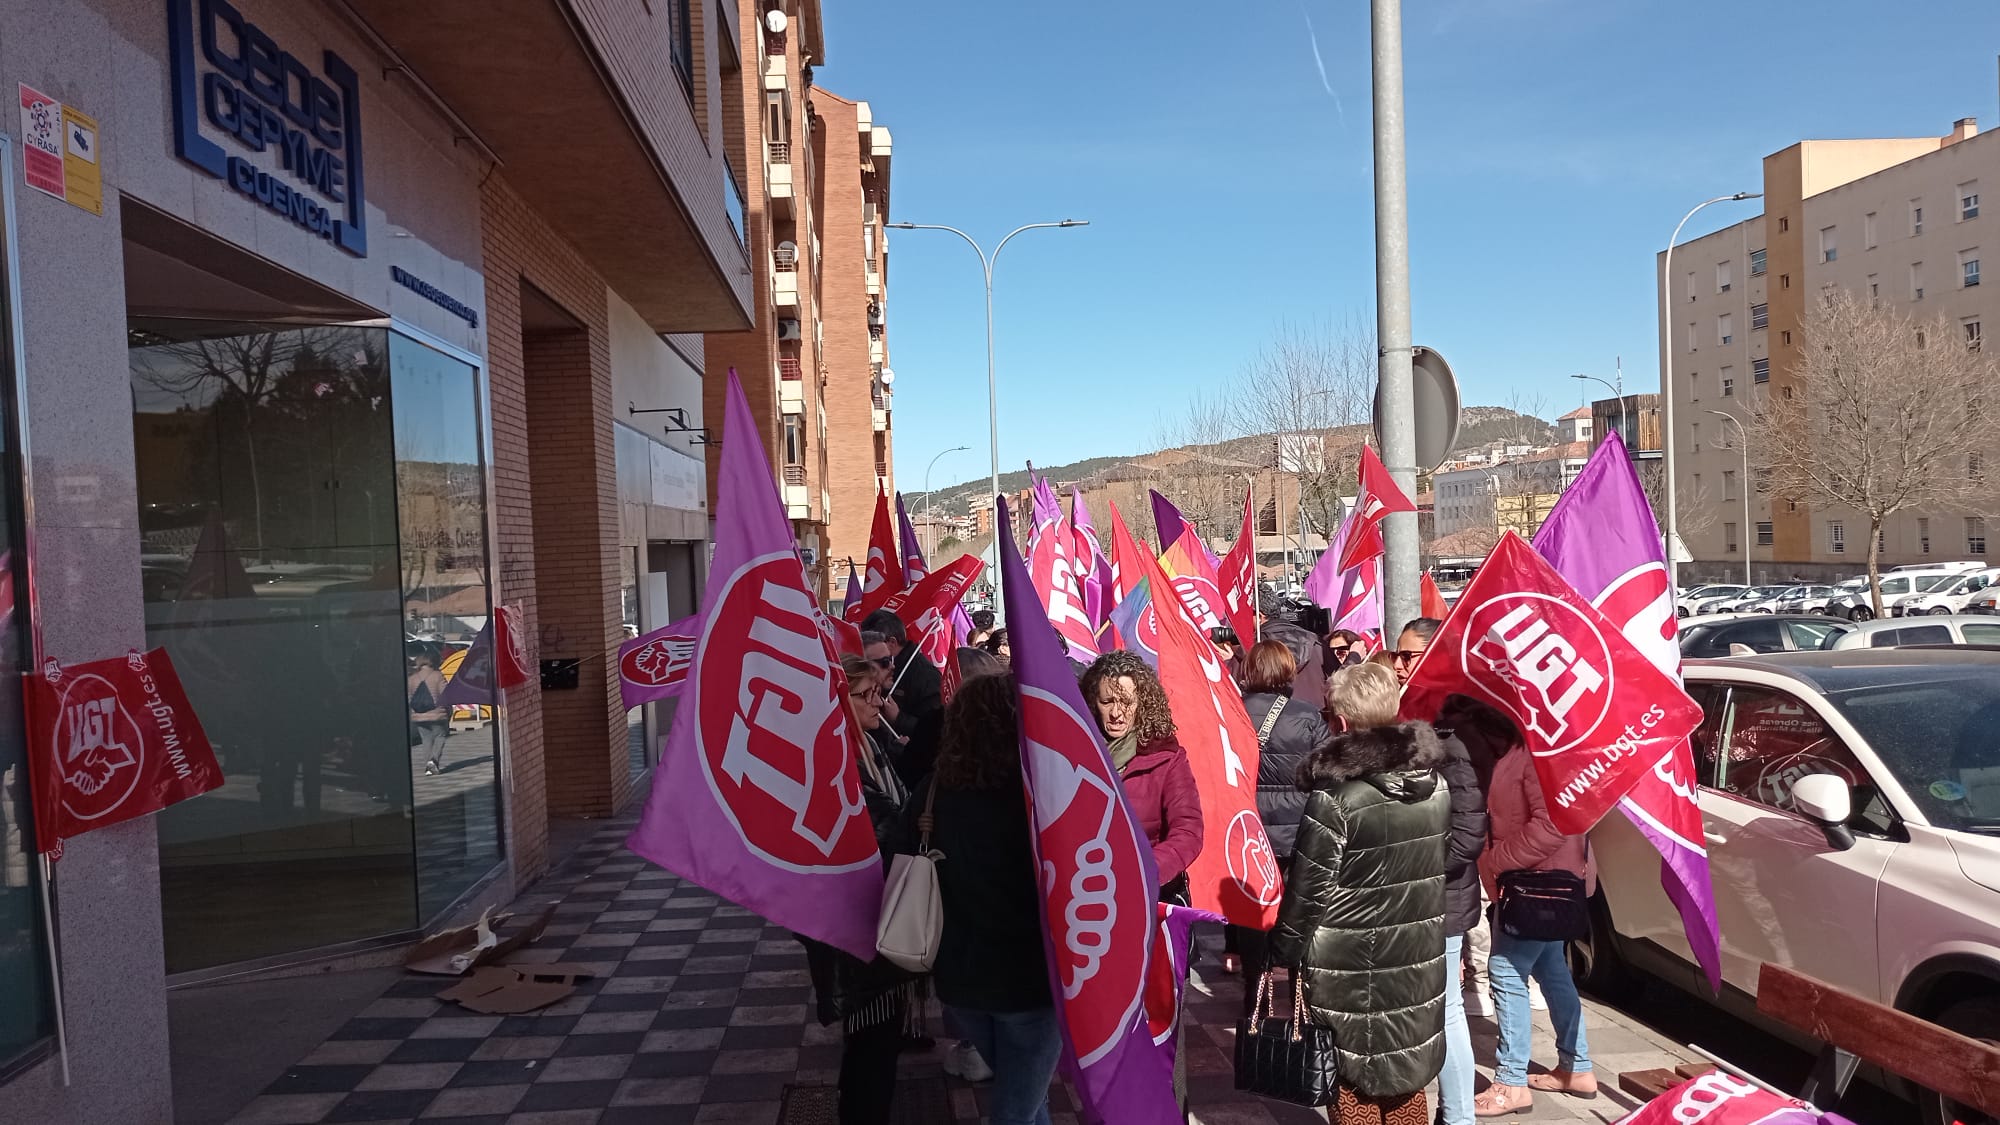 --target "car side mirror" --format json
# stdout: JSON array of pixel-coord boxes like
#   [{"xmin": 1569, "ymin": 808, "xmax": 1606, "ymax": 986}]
[{"xmin": 1792, "ymin": 773, "xmax": 1856, "ymax": 851}]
